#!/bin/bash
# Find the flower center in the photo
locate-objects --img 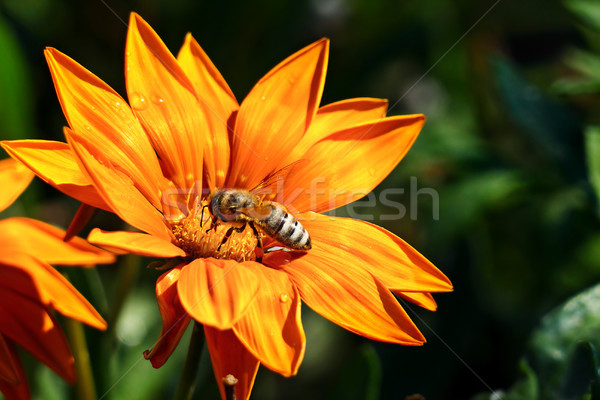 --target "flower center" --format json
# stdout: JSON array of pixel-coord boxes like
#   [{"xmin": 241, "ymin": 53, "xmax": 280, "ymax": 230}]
[{"xmin": 170, "ymin": 199, "xmax": 259, "ymax": 262}]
